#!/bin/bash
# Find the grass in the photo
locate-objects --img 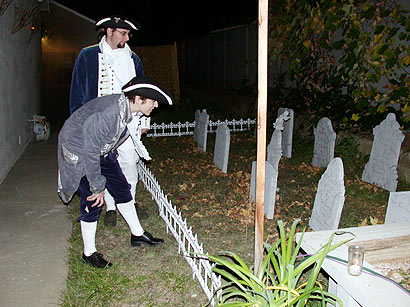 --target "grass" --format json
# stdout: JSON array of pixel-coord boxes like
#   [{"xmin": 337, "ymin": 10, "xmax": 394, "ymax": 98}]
[
  {"xmin": 59, "ymin": 112, "xmax": 409, "ymax": 306},
  {"xmin": 60, "ymin": 197, "xmax": 206, "ymax": 307}
]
